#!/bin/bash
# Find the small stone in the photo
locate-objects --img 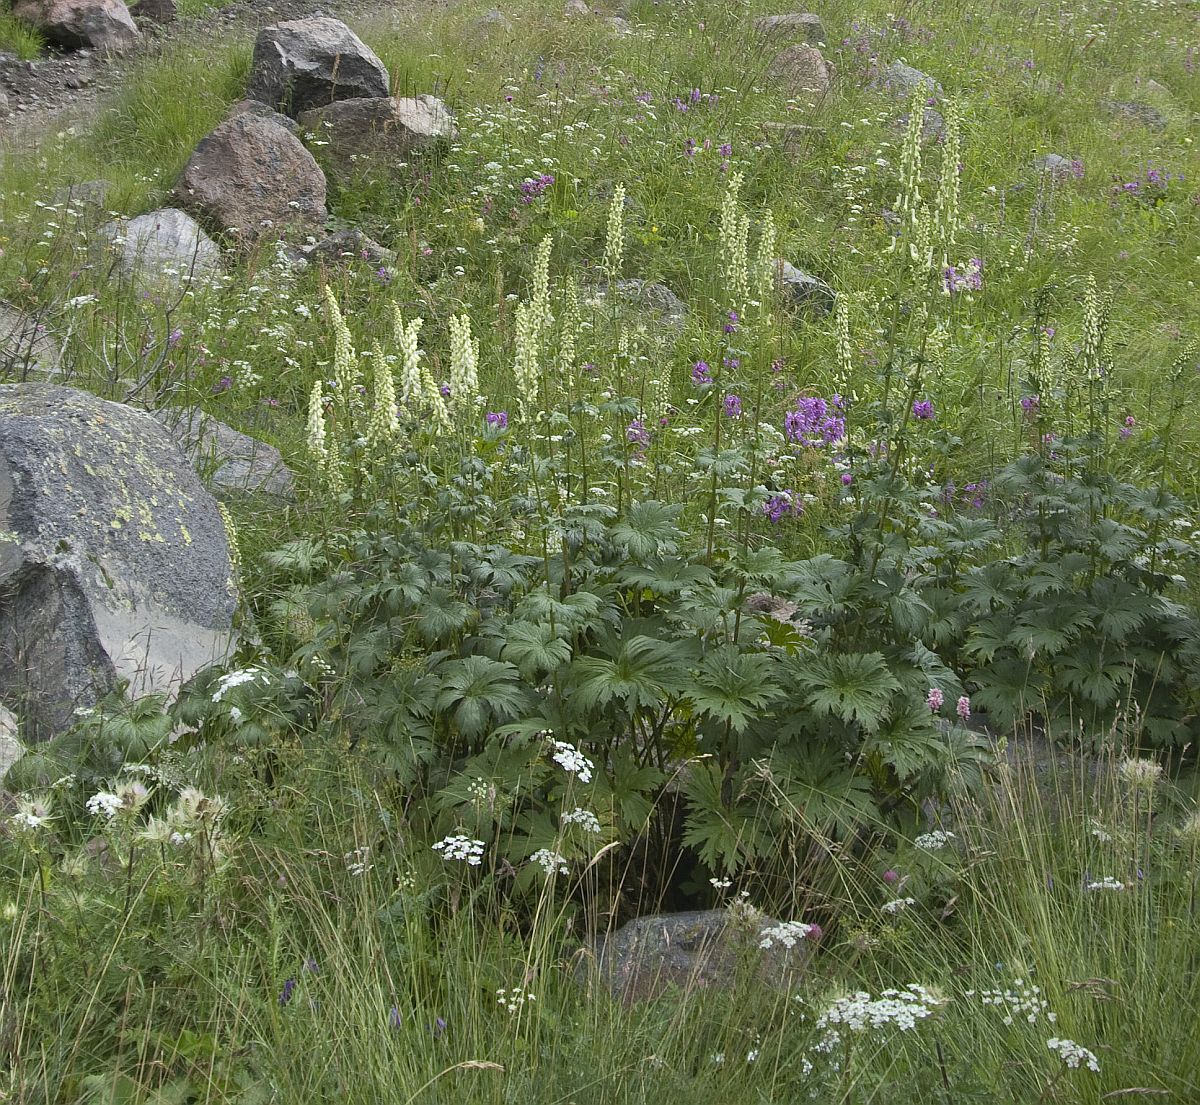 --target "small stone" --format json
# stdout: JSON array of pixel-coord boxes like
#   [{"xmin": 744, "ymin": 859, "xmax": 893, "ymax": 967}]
[
  {"xmin": 226, "ymin": 97, "xmax": 300, "ymax": 134},
  {"xmin": 478, "ymin": 8, "xmax": 513, "ymax": 32},
  {"xmin": 753, "ymin": 13, "xmax": 827, "ymax": 45},
  {"xmin": 767, "ymin": 44, "xmax": 835, "ymax": 95},
  {"xmin": 563, "ymin": 0, "xmax": 589, "ymax": 15},
  {"xmin": 1100, "ymin": 100, "xmax": 1168, "ymax": 131},
  {"xmin": 1033, "ymin": 153, "xmax": 1072, "ymax": 179},
  {"xmin": 303, "ymin": 228, "xmax": 396, "ymax": 267}
]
